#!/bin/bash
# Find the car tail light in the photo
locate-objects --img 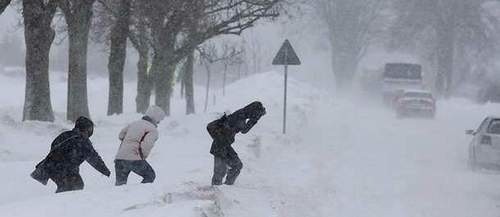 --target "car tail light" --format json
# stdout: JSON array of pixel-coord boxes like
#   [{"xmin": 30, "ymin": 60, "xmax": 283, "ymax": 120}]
[{"xmin": 480, "ymin": 135, "xmax": 492, "ymax": 145}]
